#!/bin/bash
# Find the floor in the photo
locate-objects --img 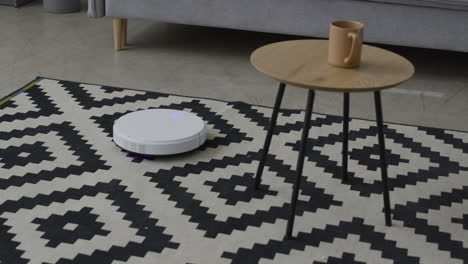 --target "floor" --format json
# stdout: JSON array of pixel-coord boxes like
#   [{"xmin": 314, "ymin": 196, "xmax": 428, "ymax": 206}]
[{"xmin": 1, "ymin": 1, "xmax": 468, "ymax": 131}]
